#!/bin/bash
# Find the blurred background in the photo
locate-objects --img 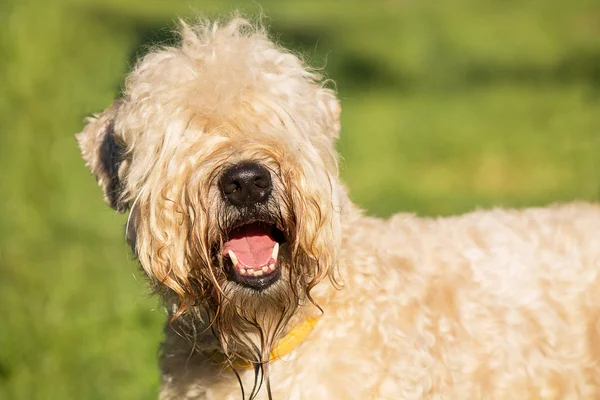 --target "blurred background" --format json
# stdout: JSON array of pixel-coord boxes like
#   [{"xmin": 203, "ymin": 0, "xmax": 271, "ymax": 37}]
[{"xmin": 1, "ymin": 0, "xmax": 600, "ymax": 398}]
